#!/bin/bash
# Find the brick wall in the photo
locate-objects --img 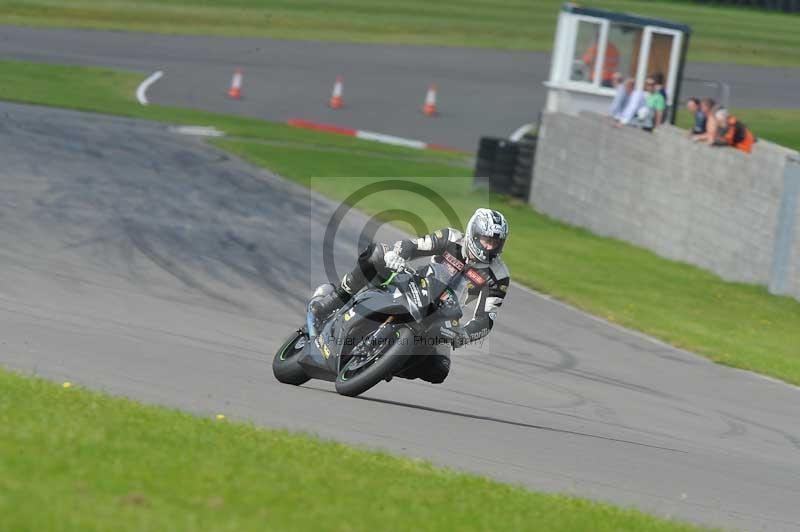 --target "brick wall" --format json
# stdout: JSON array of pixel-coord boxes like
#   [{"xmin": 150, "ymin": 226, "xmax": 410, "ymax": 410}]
[{"xmin": 530, "ymin": 111, "xmax": 800, "ymax": 300}]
